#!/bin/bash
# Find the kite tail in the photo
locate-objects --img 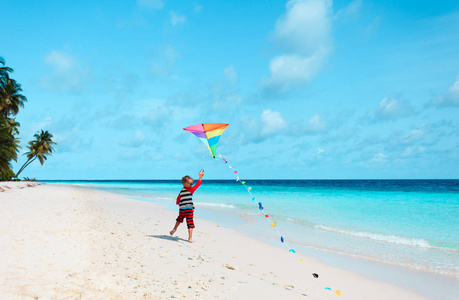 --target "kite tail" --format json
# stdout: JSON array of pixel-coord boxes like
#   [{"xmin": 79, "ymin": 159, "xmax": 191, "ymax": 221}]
[{"xmin": 217, "ymin": 154, "xmax": 342, "ymax": 297}]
